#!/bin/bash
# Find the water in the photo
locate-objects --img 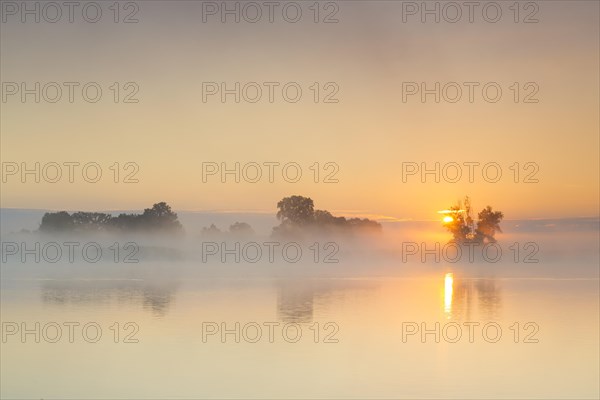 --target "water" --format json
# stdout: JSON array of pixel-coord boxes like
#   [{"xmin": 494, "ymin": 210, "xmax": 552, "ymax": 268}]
[{"xmin": 1, "ymin": 229, "xmax": 598, "ymax": 399}]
